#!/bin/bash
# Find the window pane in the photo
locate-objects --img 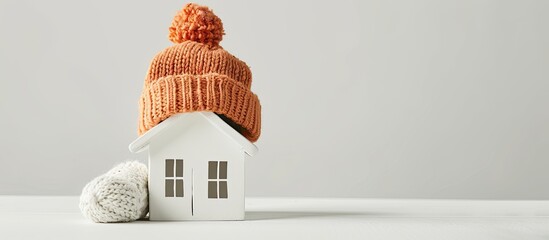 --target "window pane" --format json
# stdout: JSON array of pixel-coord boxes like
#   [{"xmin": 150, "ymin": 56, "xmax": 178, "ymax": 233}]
[
  {"xmin": 165, "ymin": 179, "xmax": 174, "ymax": 197},
  {"xmin": 176, "ymin": 159, "xmax": 183, "ymax": 177},
  {"xmin": 208, "ymin": 181, "xmax": 217, "ymax": 198},
  {"xmin": 219, "ymin": 181, "xmax": 228, "ymax": 198},
  {"xmin": 219, "ymin": 161, "xmax": 227, "ymax": 179},
  {"xmin": 165, "ymin": 159, "xmax": 174, "ymax": 177},
  {"xmin": 208, "ymin": 161, "xmax": 218, "ymax": 179},
  {"xmin": 176, "ymin": 179, "xmax": 184, "ymax": 197}
]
